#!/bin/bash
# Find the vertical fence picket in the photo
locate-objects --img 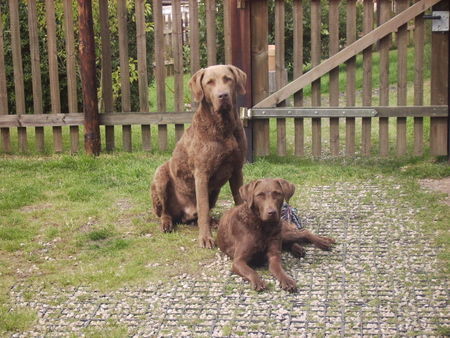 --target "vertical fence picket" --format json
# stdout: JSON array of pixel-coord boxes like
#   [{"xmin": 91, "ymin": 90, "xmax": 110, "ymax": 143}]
[
  {"xmin": 10, "ymin": 0, "xmax": 27, "ymax": 152},
  {"xmin": 379, "ymin": 0, "xmax": 391, "ymax": 156},
  {"xmin": 362, "ymin": 0, "xmax": 373, "ymax": 156},
  {"xmin": 136, "ymin": 0, "xmax": 151, "ymax": 151},
  {"xmin": 223, "ymin": 0, "xmax": 231, "ymax": 64},
  {"xmin": 27, "ymin": 0, "xmax": 44, "ymax": 152},
  {"xmin": 311, "ymin": 0, "xmax": 321, "ymax": 158},
  {"xmin": 189, "ymin": 0, "xmax": 200, "ymax": 73},
  {"xmin": 118, "ymin": 0, "xmax": 132, "ymax": 152},
  {"xmin": 0, "ymin": 5, "xmax": 9, "ymax": 153},
  {"xmin": 329, "ymin": 0, "xmax": 340, "ymax": 156},
  {"xmin": 396, "ymin": 0, "xmax": 408, "ymax": 156},
  {"xmin": 153, "ymin": 0, "xmax": 167, "ymax": 151},
  {"xmin": 46, "ymin": 0, "xmax": 63, "ymax": 152},
  {"xmin": 251, "ymin": 0, "xmax": 269, "ymax": 156},
  {"xmin": 63, "ymin": 0, "xmax": 79, "ymax": 153},
  {"xmin": 100, "ymin": 0, "xmax": 114, "ymax": 151},
  {"xmin": 293, "ymin": 0, "xmax": 304, "ymax": 157},
  {"xmin": 206, "ymin": 0, "xmax": 217, "ymax": 66},
  {"xmin": 173, "ymin": 0, "xmax": 184, "ymax": 141},
  {"xmin": 345, "ymin": 0, "xmax": 356, "ymax": 156},
  {"xmin": 275, "ymin": 0, "xmax": 286, "ymax": 156},
  {"xmin": 413, "ymin": 13, "xmax": 424, "ymax": 156}
]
